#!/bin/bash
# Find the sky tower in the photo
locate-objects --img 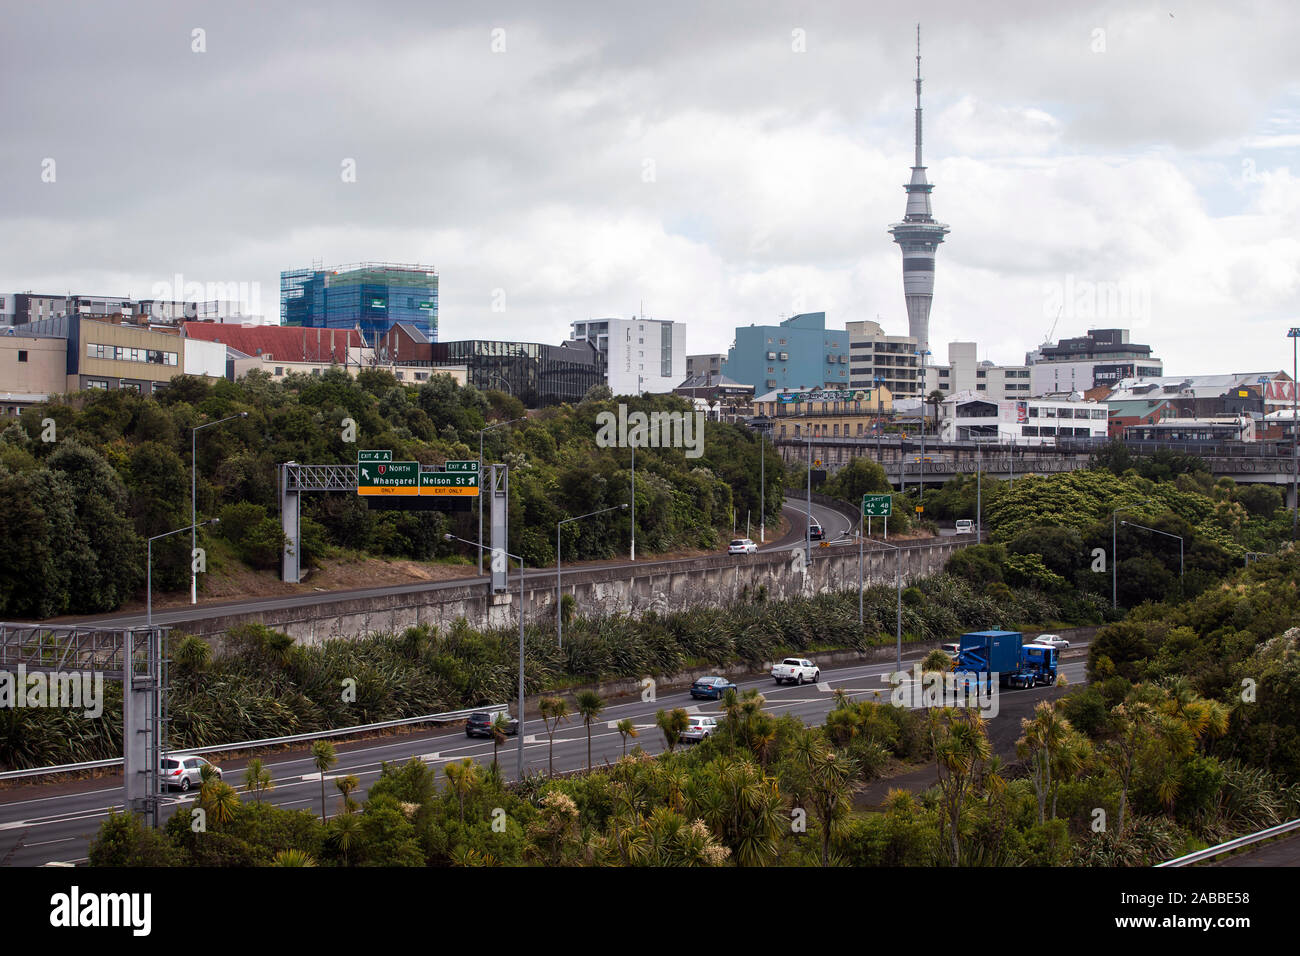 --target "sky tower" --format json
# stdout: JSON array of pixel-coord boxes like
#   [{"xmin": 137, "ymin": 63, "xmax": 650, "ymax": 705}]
[{"xmin": 889, "ymin": 24, "xmax": 950, "ymax": 357}]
